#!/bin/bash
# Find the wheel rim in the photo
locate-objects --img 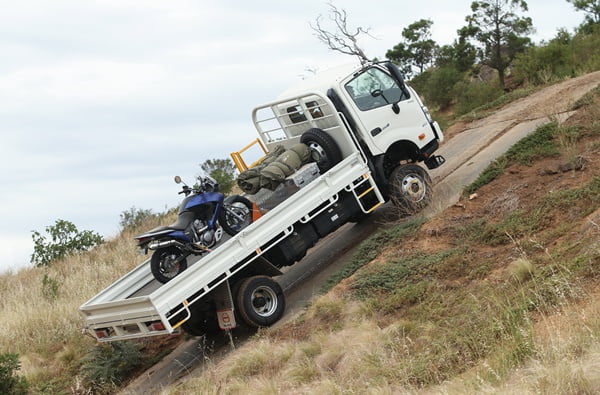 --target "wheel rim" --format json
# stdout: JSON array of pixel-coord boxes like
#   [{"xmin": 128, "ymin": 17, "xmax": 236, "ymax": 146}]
[
  {"xmin": 227, "ymin": 203, "xmax": 251, "ymax": 231},
  {"xmin": 306, "ymin": 141, "xmax": 330, "ymax": 168},
  {"xmin": 250, "ymin": 286, "xmax": 278, "ymax": 317},
  {"xmin": 160, "ymin": 252, "xmax": 181, "ymax": 279},
  {"xmin": 400, "ymin": 173, "xmax": 427, "ymax": 202}
]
